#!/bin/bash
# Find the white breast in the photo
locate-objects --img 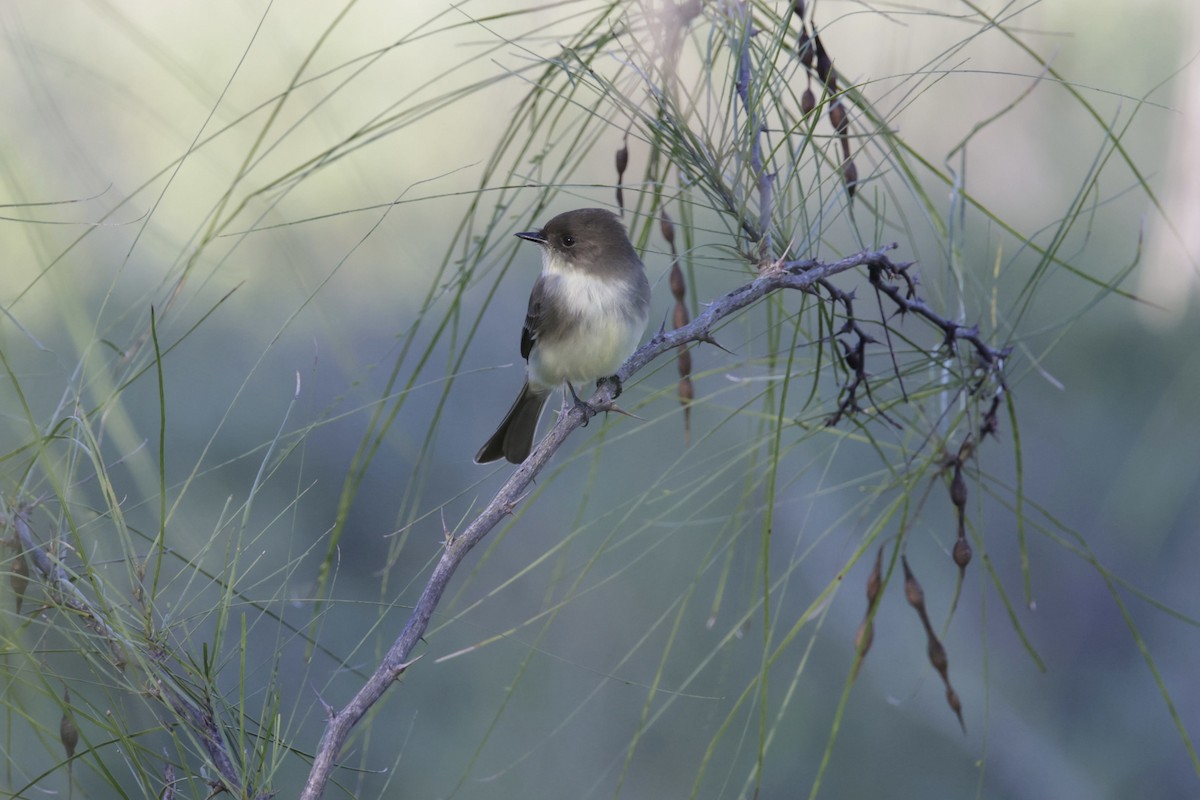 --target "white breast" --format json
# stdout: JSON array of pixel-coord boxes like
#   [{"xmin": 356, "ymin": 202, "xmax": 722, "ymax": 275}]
[{"xmin": 527, "ymin": 265, "xmax": 649, "ymax": 389}]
